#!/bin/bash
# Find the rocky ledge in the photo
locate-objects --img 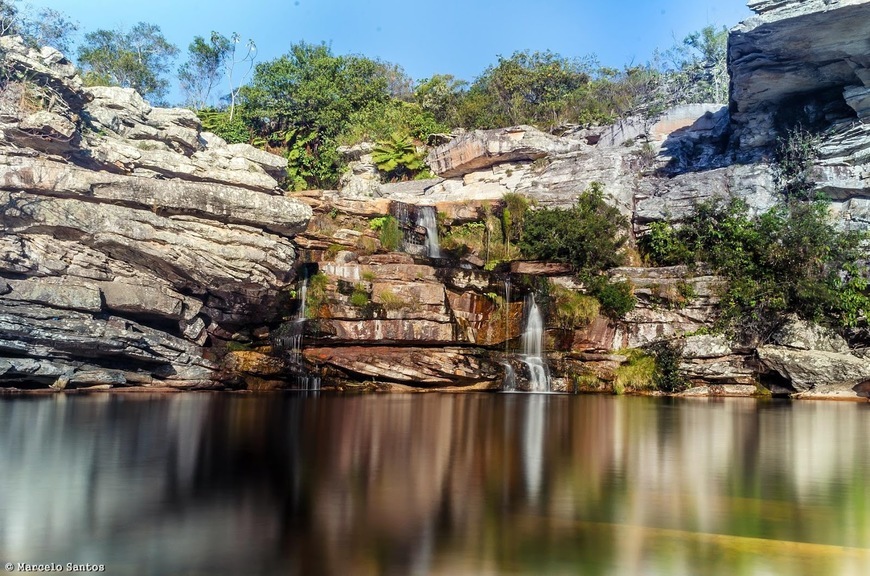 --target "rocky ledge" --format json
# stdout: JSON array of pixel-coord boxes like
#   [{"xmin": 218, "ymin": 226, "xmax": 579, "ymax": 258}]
[{"xmin": 0, "ymin": 36, "xmax": 311, "ymax": 389}]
